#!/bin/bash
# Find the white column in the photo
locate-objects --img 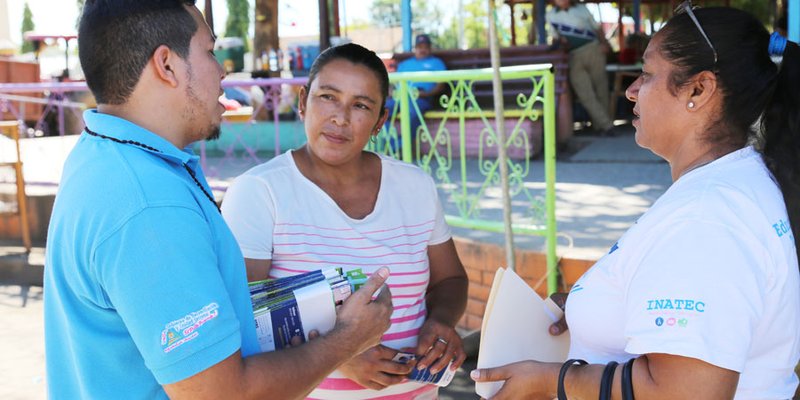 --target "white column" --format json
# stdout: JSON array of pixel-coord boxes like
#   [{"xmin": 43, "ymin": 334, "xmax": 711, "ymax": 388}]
[
  {"xmin": 0, "ymin": 0, "xmax": 14, "ymax": 55},
  {"xmin": 0, "ymin": 0, "xmax": 11, "ymax": 41}
]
